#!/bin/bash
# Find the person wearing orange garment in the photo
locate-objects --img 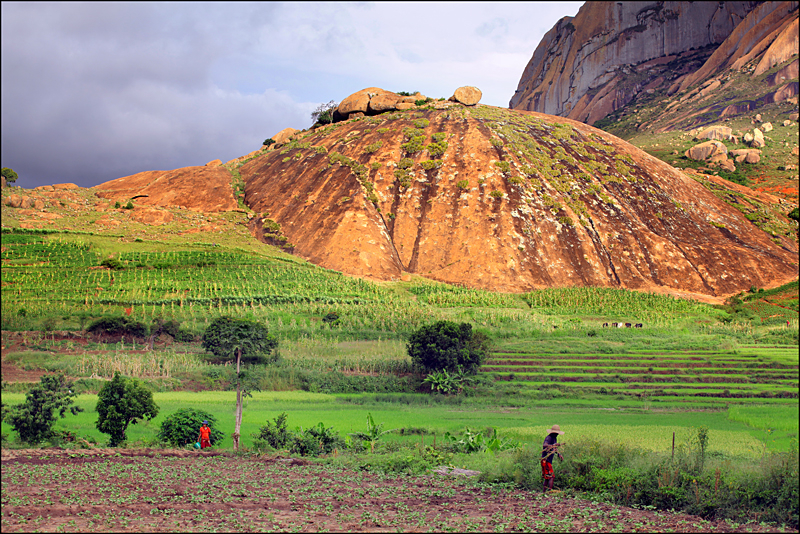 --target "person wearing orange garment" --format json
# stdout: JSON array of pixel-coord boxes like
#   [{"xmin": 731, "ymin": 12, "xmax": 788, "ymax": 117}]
[{"xmin": 198, "ymin": 421, "xmax": 212, "ymax": 449}]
